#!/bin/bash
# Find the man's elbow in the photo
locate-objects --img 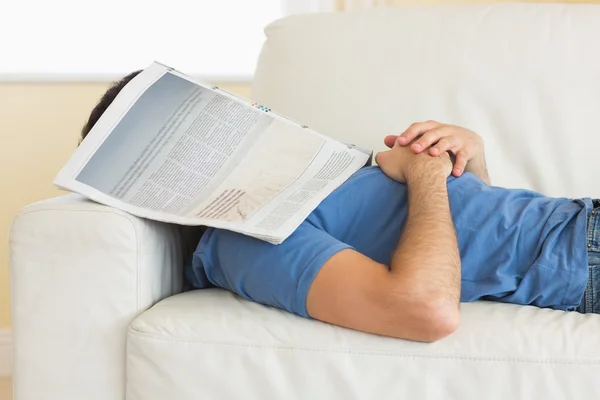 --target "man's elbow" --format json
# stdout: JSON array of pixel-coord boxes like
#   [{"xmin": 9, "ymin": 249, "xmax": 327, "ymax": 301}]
[
  {"xmin": 384, "ymin": 295, "xmax": 461, "ymax": 343},
  {"xmin": 418, "ymin": 299, "xmax": 461, "ymax": 342}
]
